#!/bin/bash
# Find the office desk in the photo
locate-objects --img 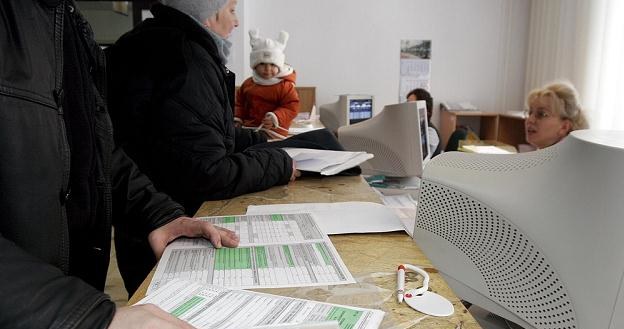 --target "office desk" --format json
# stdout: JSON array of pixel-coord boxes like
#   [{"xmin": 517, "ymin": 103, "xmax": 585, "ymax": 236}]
[{"xmin": 129, "ymin": 176, "xmax": 481, "ymax": 329}]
